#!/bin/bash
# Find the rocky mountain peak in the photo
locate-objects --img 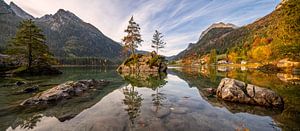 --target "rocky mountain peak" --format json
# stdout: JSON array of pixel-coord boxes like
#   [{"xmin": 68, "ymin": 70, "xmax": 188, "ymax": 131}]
[
  {"xmin": 37, "ymin": 9, "xmax": 83, "ymax": 31},
  {"xmin": 9, "ymin": 2, "xmax": 34, "ymax": 19},
  {"xmin": 53, "ymin": 9, "xmax": 82, "ymax": 22},
  {"xmin": 199, "ymin": 22, "xmax": 237, "ymax": 40},
  {"xmin": 0, "ymin": 0, "xmax": 14, "ymax": 15}
]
